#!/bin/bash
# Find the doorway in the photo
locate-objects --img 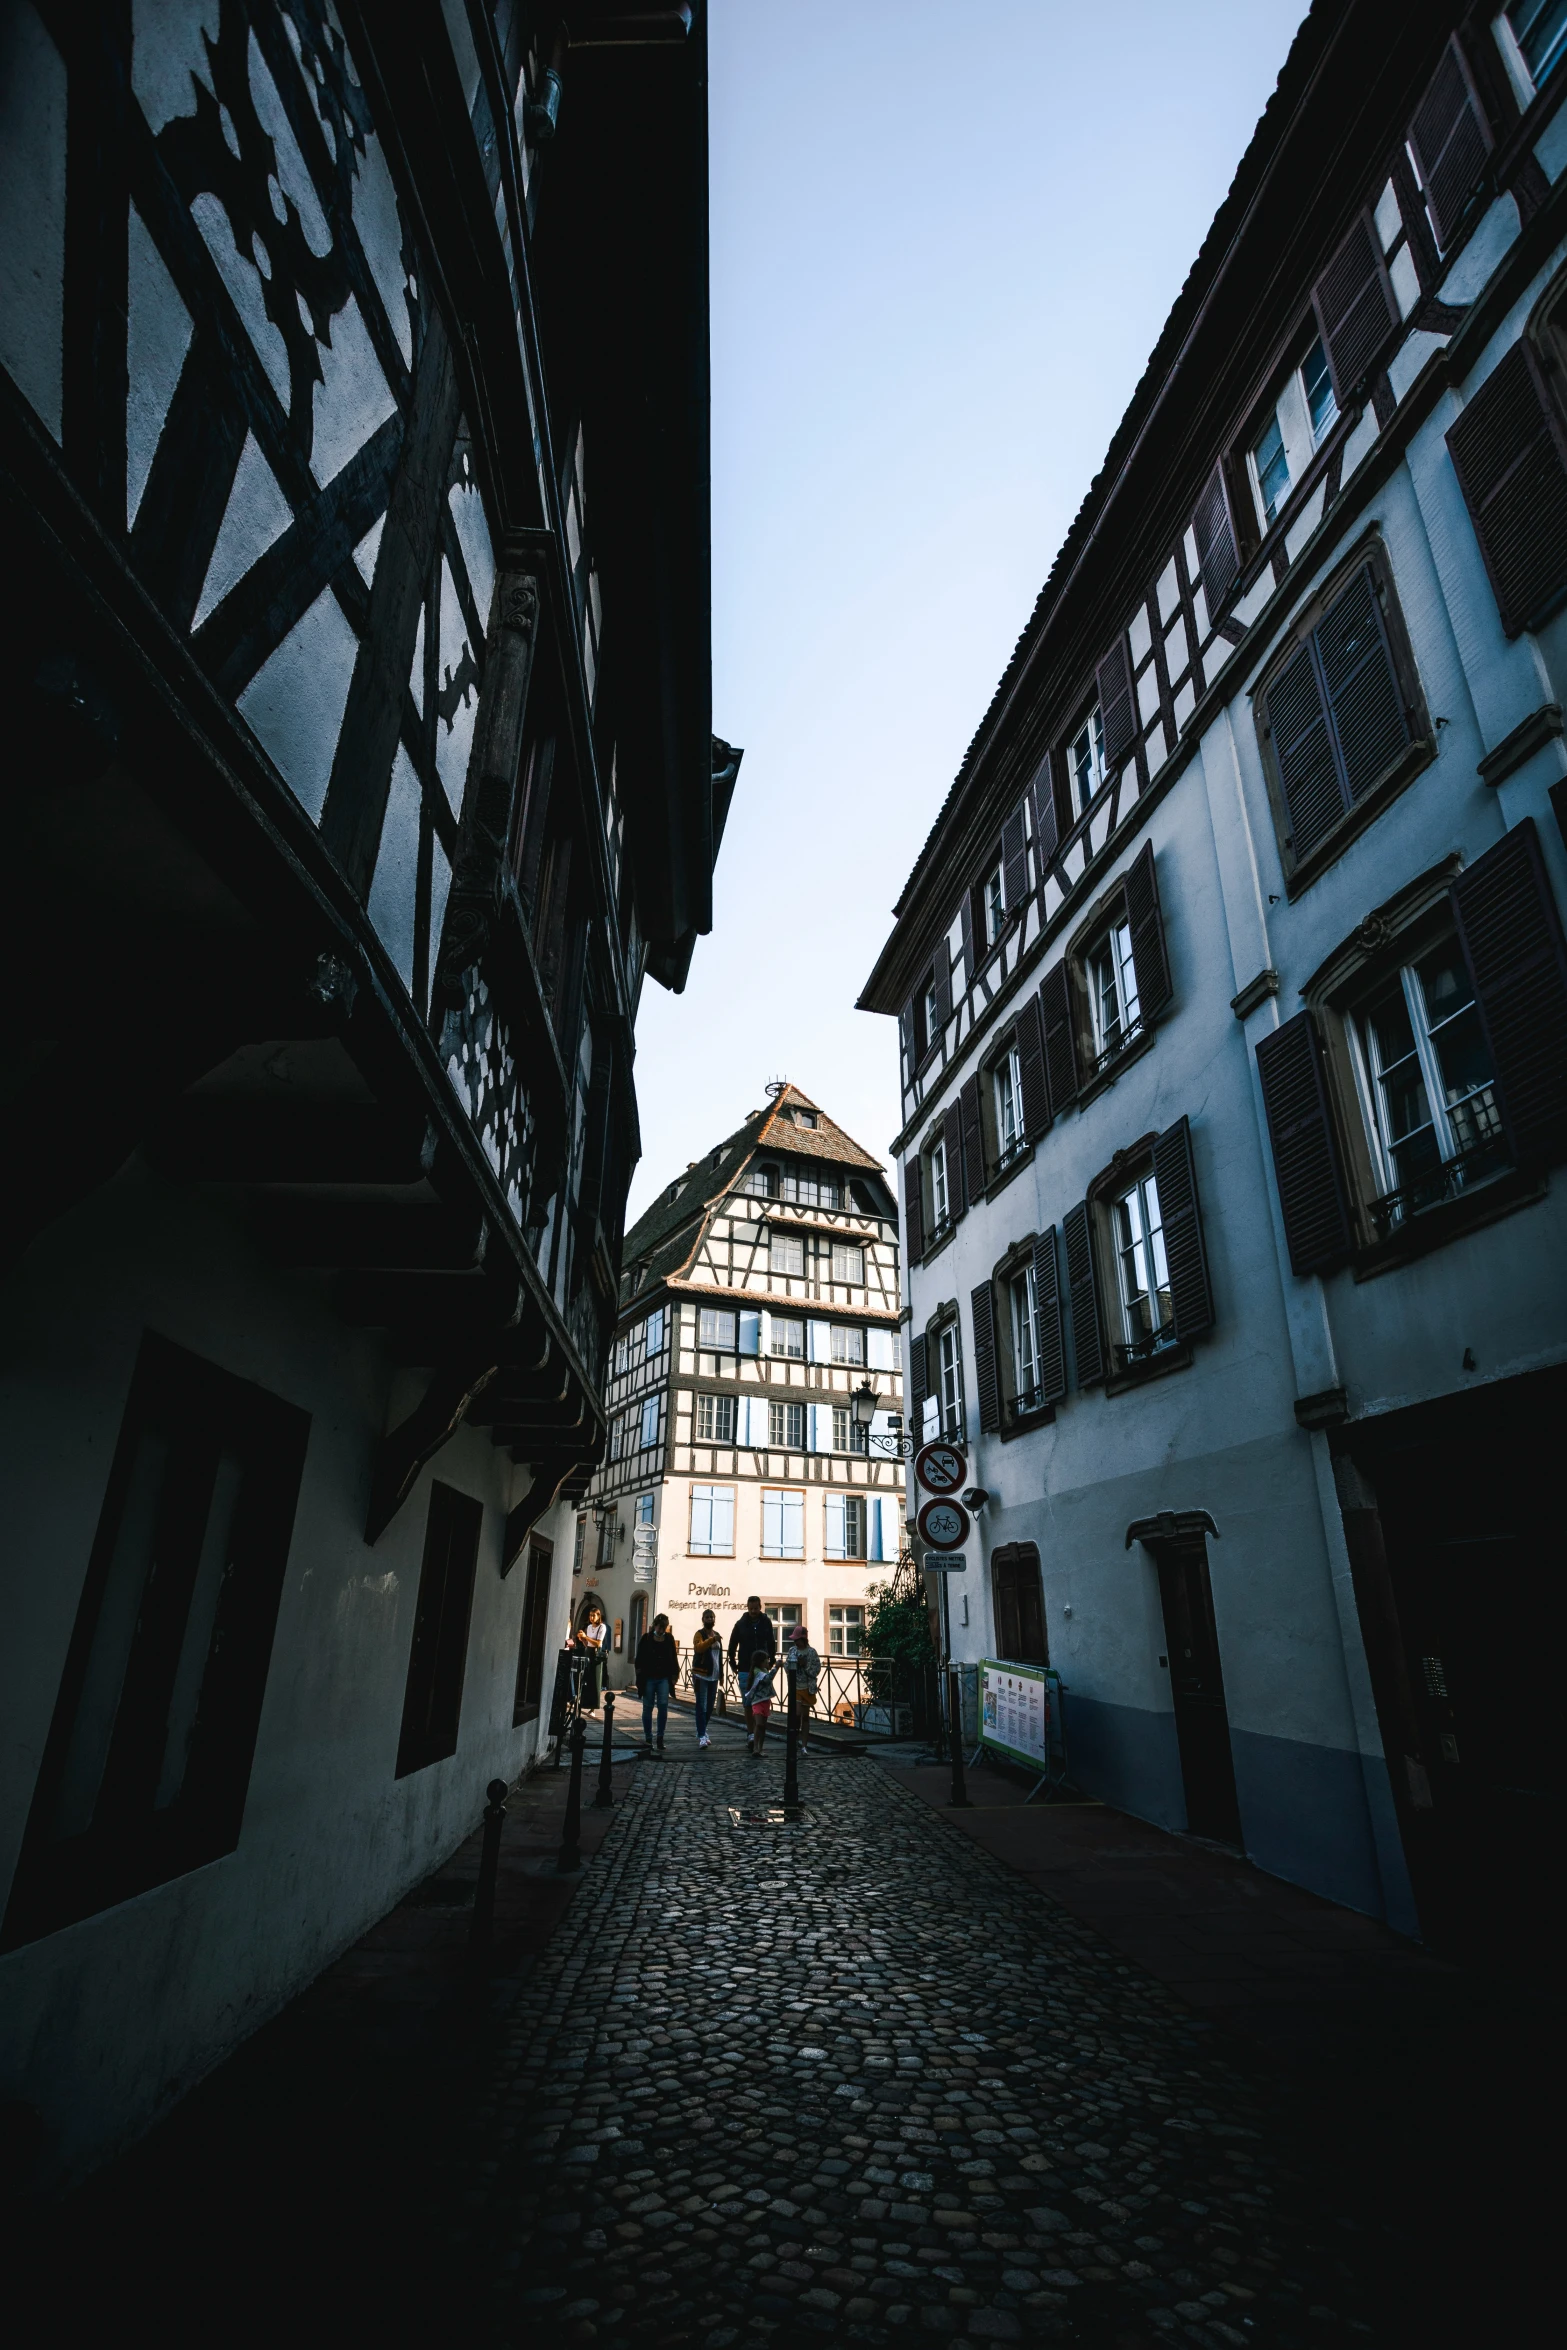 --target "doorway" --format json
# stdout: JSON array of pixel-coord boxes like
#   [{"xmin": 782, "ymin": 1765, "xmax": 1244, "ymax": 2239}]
[
  {"xmin": 1152, "ymin": 1534, "xmax": 1240, "ymax": 1845},
  {"xmin": 991, "ymin": 1543, "xmax": 1048, "ymax": 1664}
]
